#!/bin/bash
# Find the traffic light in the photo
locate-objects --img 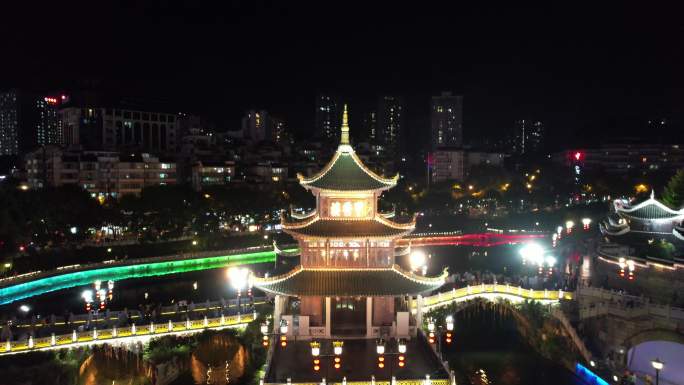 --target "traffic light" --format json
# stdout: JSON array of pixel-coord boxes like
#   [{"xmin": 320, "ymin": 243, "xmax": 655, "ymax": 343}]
[
  {"xmin": 428, "ymin": 332, "xmax": 436, "ymax": 344},
  {"xmin": 334, "ymin": 356, "xmax": 341, "ymax": 369},
  {"xmin": 280, "ymin": 335, "xmax": 287, "ymax": 347},
  {"xmin": 262, "ymin": 335, "xmax": 269, "ymax": 347},
  {"xmin": 377, "ymin": 355, "xmax": 385, "ymax": 369},
  {"xmin": 445, "ymin": 331, "xmax": 452, "ymax": 344},
  {"xmin": 398, "ymin": 354, "xmax": 406, "ymax": 368},
  {"xmin": 313, "ymin": 358, "xmax": 320, "ymax": 372}
]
